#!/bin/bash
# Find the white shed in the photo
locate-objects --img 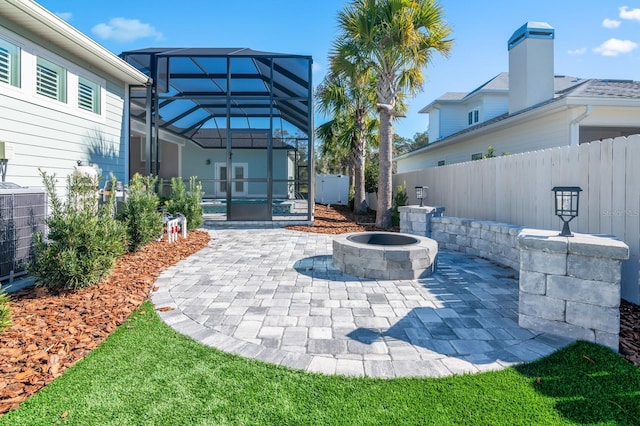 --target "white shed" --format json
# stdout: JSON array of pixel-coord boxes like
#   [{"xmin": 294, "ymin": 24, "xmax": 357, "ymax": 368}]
[{"xmin": 314, "ymin": 174, "xmax": 349, "ymax": 205}]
